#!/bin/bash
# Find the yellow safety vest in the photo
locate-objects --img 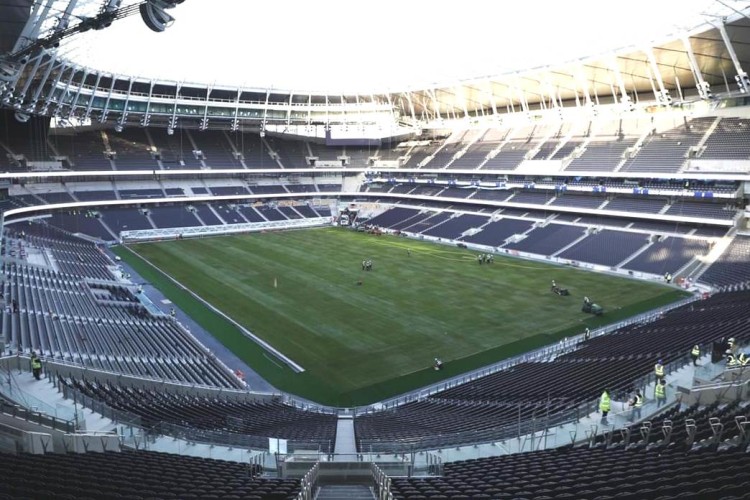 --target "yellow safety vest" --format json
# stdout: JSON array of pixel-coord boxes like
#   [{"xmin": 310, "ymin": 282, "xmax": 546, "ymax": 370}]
[
  {"xmin": 655, "ymin": 364, "xmax": 665, "ymax": 377},
  {"xmin": 655, "ymin": 384, "xmax": 665, "ymax": 399},
  {"xmin": 599, "ymin": 392, "xmax": 611, "ymax": 412},
  {"xmin": 691, "ymin": 346, "xmax": 700, "ymax": 357},
  {"xmin": 634, "ymin": 394, "xmax": 643, "ymax": 408},
  {"xmin": 31, "ymin": 358, "xmax": 42, "ymax": 369}
]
